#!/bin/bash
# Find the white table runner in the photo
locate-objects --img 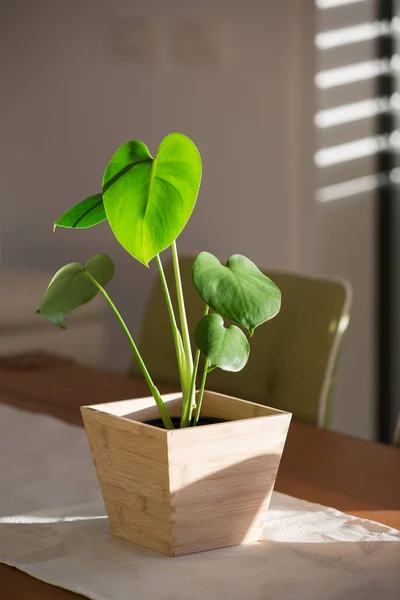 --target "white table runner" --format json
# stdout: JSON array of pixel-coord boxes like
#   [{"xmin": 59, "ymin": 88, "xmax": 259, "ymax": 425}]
[{"xmin": 0, "ymin": 403, "xmax": 399, "ymax": 600}]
